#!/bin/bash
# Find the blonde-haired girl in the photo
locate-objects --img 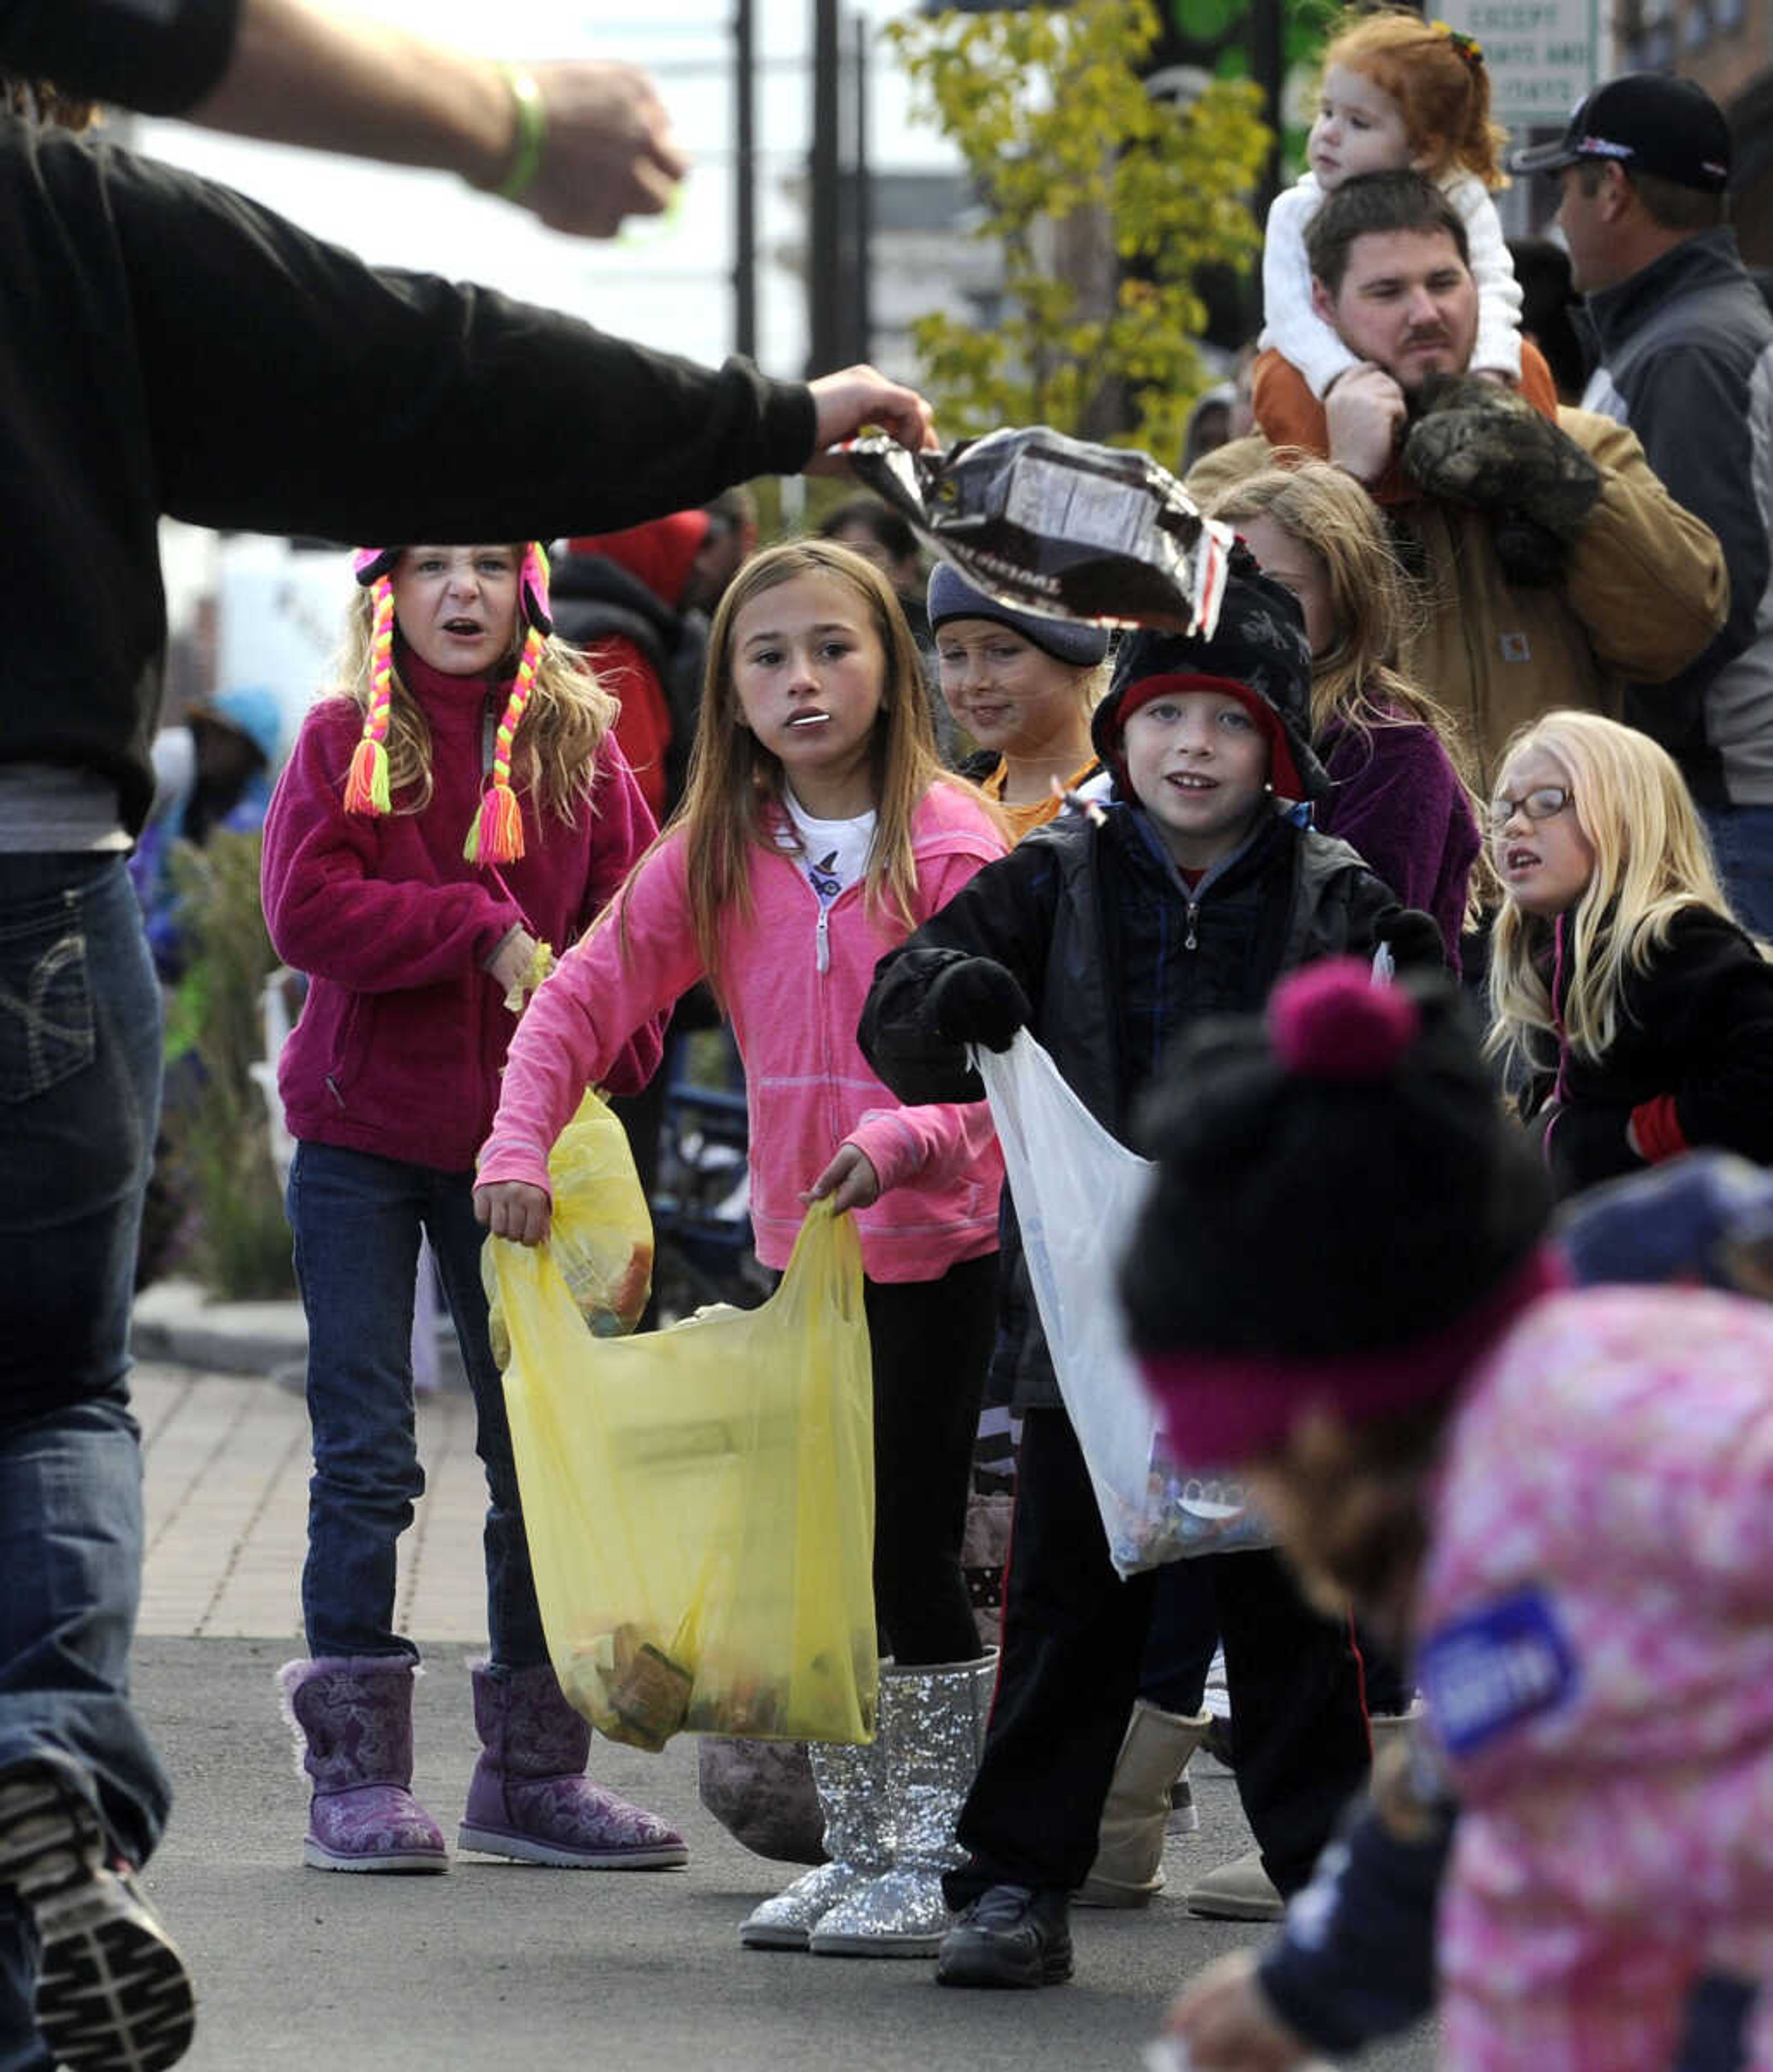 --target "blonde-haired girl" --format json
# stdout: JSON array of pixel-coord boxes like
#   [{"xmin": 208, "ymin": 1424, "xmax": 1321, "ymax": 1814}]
[
  {"xmin": 1262, "ymin": 6, "xmax": 1527, "ymax": 401},
  {"xmin": 1489, "ymin": 708, "xmax": 1773, "ymax": 1196},
  {"xmin": 926, "ymin": 561, "xmax": 1112, "ymax": 839},
  {"xmin": 476, "ymin": 537, "xmax": 1009, "ymax": 1958},
  {"xmin": 329, "ymin": 544, "xmax": 621, "ymax": 837},
  {"xmin": 261, "ymin": 543, "xmax": 679, "ymax": 1879},
  {"xmin": 1210, "ymin": 460, "xmax": 1482, "ymax": 963}
]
